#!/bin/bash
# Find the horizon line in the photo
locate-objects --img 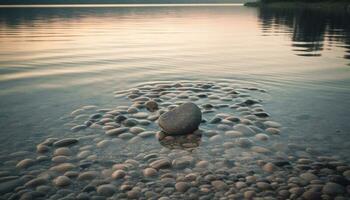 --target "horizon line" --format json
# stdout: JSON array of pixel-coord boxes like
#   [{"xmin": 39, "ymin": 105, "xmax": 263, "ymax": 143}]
[{"xmin": 0, "ymin": 3, "xmax": 244, "ymax": 8}]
